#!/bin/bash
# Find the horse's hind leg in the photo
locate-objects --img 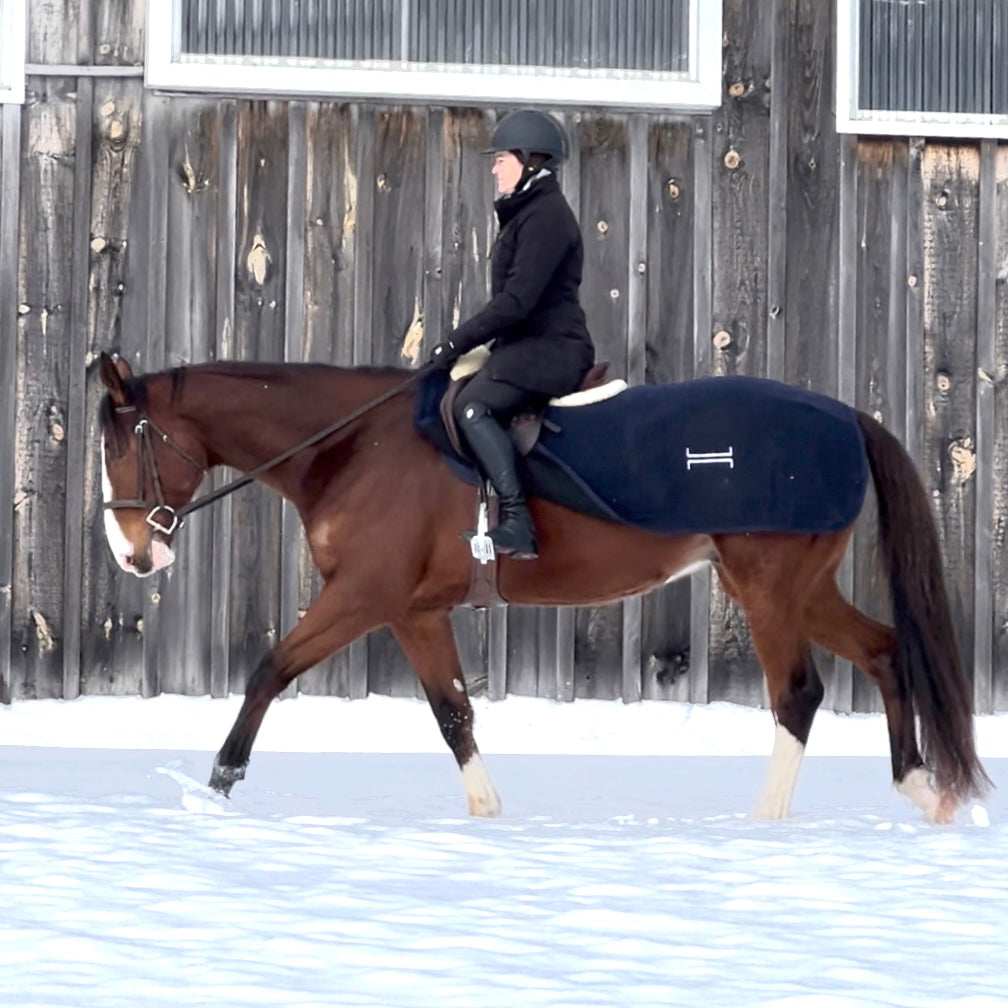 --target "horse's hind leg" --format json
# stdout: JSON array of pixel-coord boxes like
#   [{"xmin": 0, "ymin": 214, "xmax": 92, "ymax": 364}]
[
  {"xmin": 391, "ymin": 609, "xmax": 501, "ymax": 818},
  {"xmin": 802, "ymin": 583, "xmax": 944, "ymax": 820}
]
